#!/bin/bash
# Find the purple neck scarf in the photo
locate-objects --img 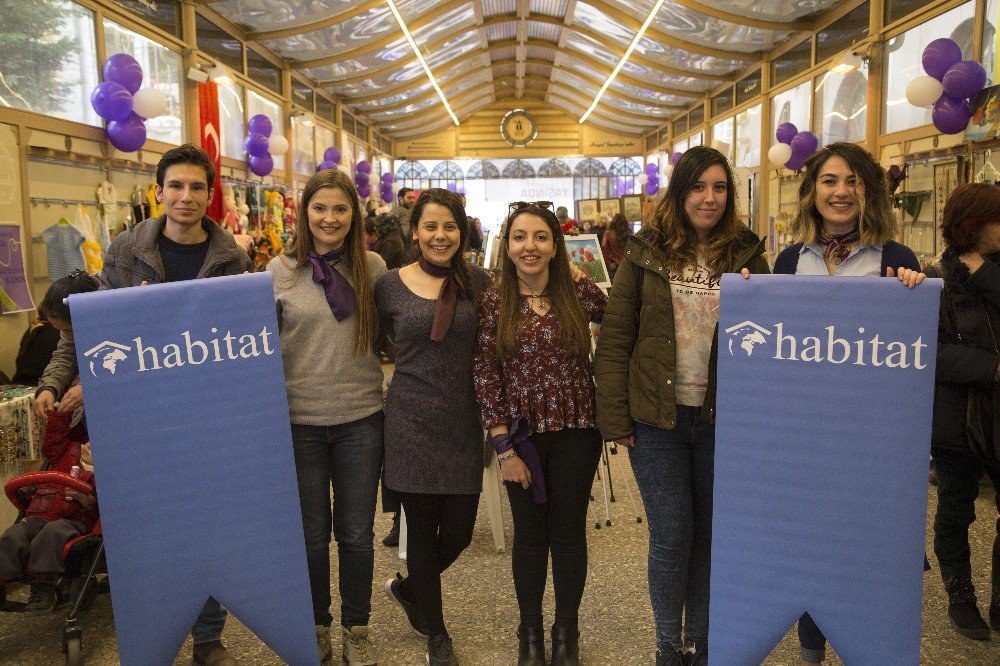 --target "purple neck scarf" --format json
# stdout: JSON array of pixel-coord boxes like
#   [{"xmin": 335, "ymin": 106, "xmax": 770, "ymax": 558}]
[
  {"xmin": 819, "ymin": 228, "xmax": 860, "ymax": 266},
  {"xmin": 418, "ymin": 256, "xmax": 465, "ymax": 343},
  {"xmin": 308, "ymin": 246, "xmax": 357, "ymax": 321}
]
